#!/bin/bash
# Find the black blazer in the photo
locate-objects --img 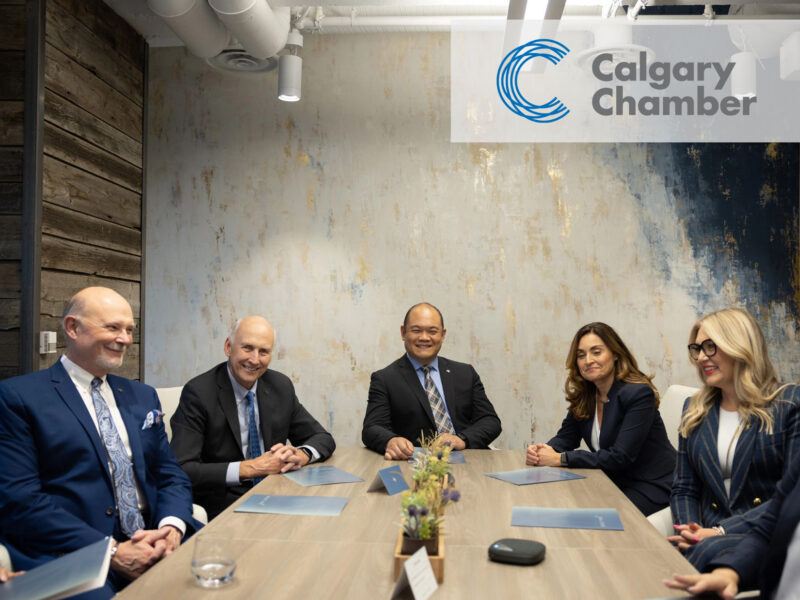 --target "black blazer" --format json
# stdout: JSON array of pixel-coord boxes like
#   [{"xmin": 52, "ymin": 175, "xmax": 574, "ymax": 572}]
[
  {"xmin": 708, "ymin": 450, "xmax": 800, "ymax": 598},
  {"xmin": 361, "ymin": 355, "xmax": 501, "ymax": 452},
  {"xmin": 170, "ymin": 362, "xmax": 335, "ymax": 518},
  {"xmin": 548, "ymin": 380, "xmax": 676, "ymax": 512}
]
